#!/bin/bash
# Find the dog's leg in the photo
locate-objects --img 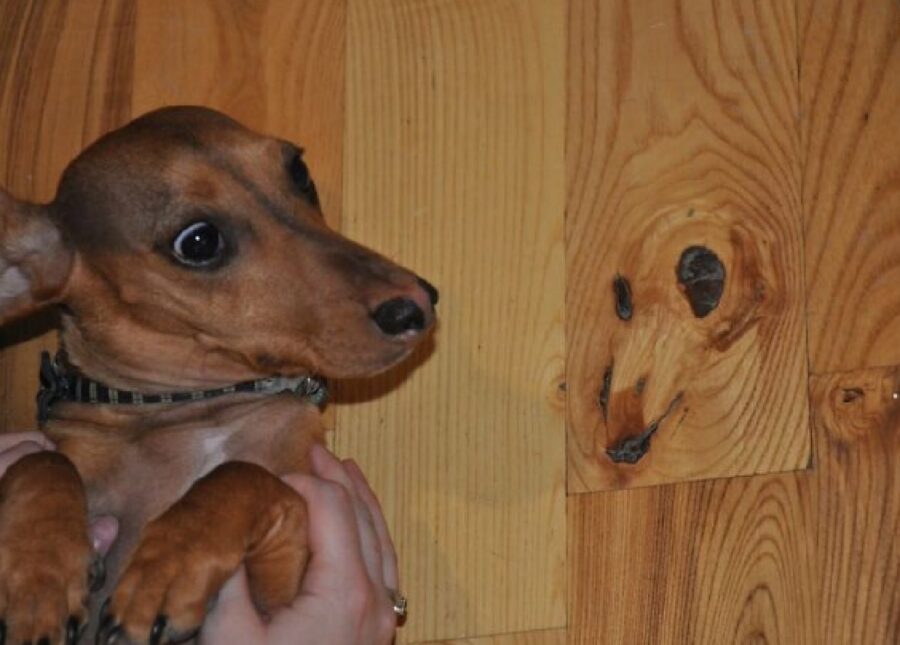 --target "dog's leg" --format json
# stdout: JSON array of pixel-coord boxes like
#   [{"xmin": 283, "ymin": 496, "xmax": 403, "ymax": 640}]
[
  {"xmin": 0, "ymin": 452, "xmax": 96, "ymax": 644},
  {"xmin": 98, "ymin": 461, "xmax": 308, "ymax": 644}
]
